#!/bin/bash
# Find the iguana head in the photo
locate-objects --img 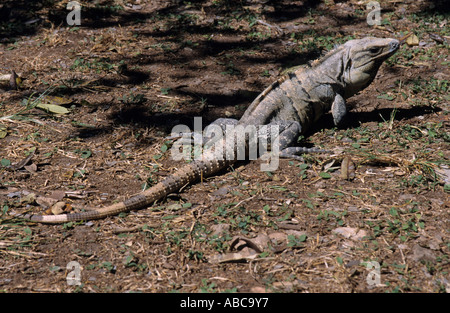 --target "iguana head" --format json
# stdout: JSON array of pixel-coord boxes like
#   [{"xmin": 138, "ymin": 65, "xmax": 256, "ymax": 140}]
[{"xmin": 343, "ymin": 37, "xmax": 399, "ymax": 97}]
